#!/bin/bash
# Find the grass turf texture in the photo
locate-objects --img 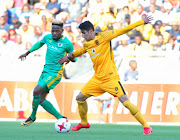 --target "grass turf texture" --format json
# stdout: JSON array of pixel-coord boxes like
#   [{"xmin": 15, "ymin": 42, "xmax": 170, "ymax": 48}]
[{"xmin": 0, "ymin": 121, "xmax": 180, "ymax": 140}]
